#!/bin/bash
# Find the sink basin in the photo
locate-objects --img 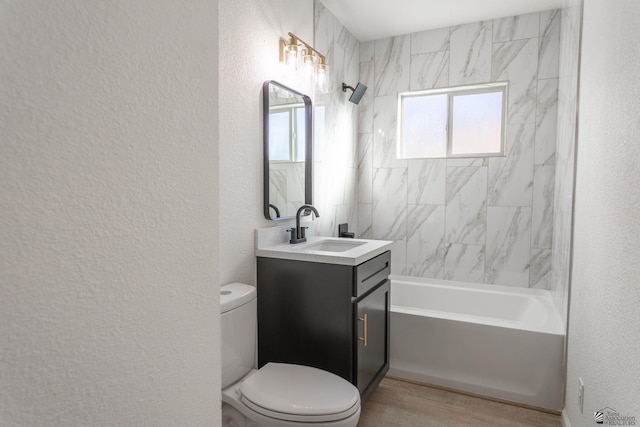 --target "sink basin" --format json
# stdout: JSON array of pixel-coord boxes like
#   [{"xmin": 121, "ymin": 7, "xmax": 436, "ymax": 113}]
[
  {"xmin": 256, "ymin": 232, "xmax": 393, "ymax": 266},
  {"xmin": 294, "ymin": 239, "xmax": 367, "ymax": 253}
]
